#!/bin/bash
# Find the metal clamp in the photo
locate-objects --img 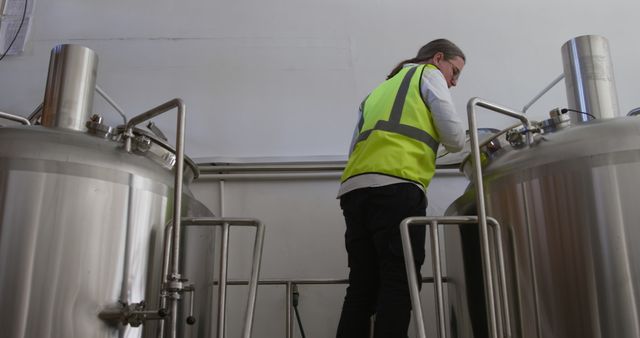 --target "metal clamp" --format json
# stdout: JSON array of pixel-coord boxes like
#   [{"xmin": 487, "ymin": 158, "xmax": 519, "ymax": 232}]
[{"xmin": 400, "ymin": 216, "xmax": 511, "ymax": 338}]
